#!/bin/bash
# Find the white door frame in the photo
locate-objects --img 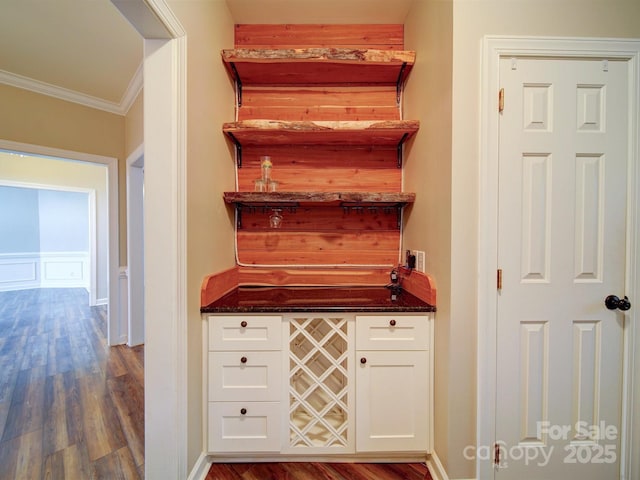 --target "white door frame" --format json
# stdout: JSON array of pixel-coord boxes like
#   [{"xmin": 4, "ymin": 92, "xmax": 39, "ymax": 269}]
[
  {"xmin": 0, "ymin": 139, "xmax": 120, "ymax": 343},
  {"xmin": 478, "ymin": 36, "xmax": 640, "ymax": 480},
  {"xmin": 126, "ymin": 143, "xmax": 145, "ymax": 346},
  {"xmin": 143, "ymin": 35, "xmax": 188, "ymax": 479},
  {"xmin": 110, "ymin": 0, "xmax": 188, "ymax": 477}
]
